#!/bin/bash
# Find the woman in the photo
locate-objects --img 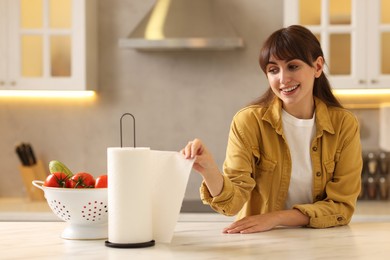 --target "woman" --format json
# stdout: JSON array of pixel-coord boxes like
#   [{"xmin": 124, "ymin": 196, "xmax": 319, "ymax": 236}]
[{"xmin": 181, "ymin": 25, "xmax": 362, "ymax": 234}]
